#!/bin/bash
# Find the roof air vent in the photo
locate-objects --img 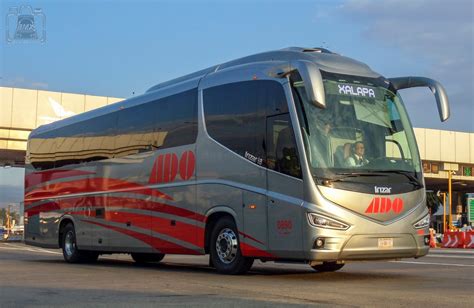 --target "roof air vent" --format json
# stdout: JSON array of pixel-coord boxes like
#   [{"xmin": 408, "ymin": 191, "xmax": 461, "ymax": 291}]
[{"xmin": 302, "ymin": 47, "xmax": 333, "ymax": 54}]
